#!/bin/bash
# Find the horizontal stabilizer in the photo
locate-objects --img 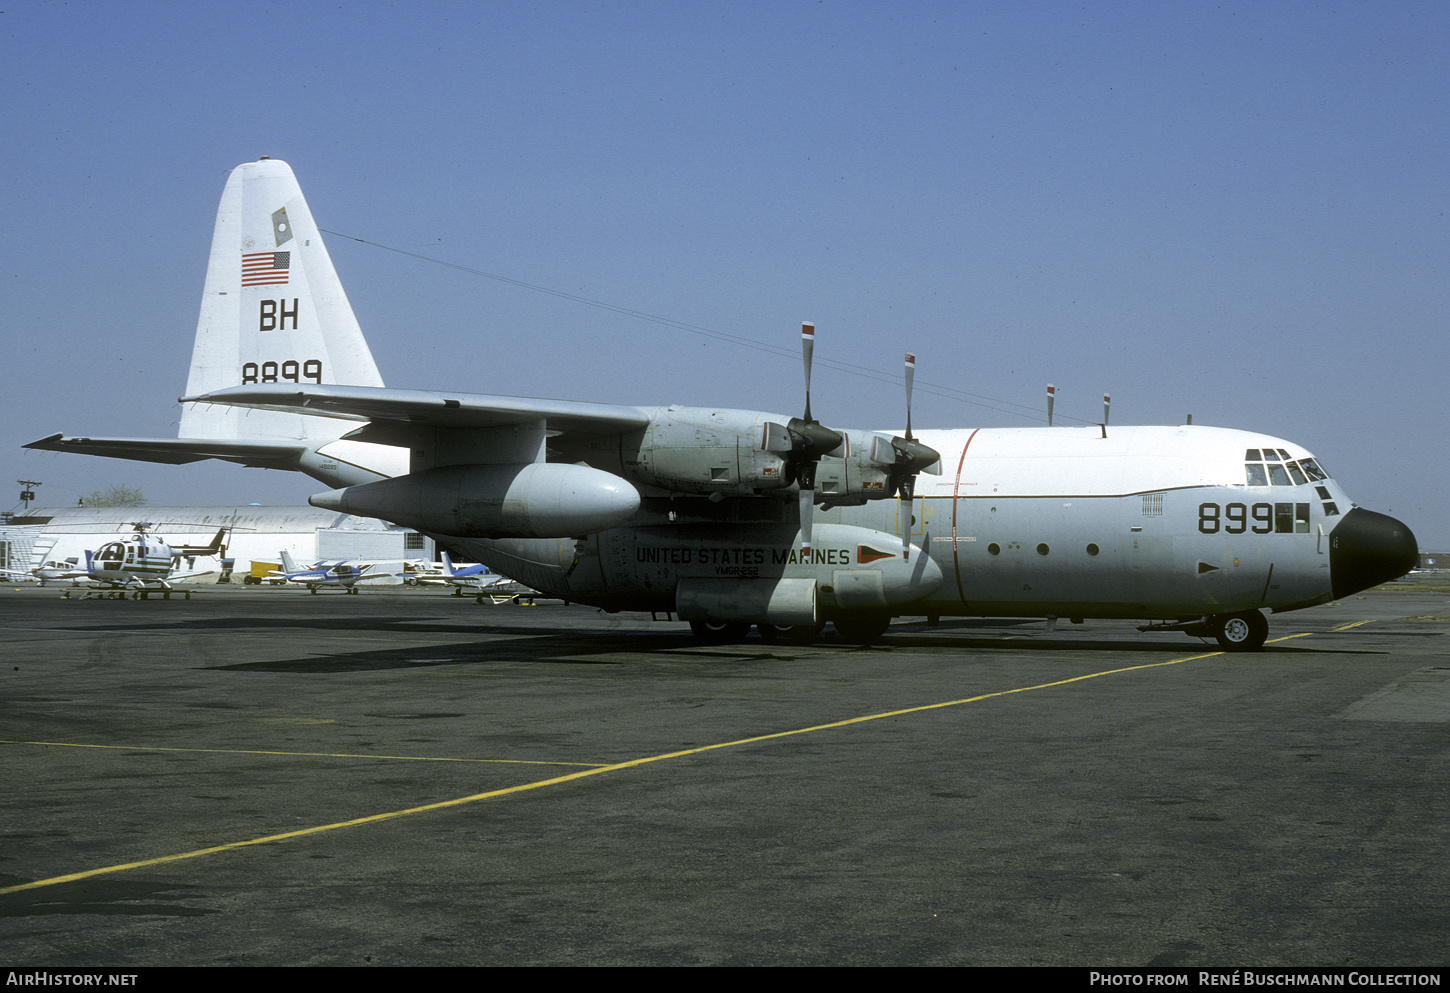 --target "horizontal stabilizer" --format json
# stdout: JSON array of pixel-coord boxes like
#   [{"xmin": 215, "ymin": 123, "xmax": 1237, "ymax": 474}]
[{"xmin": 25, "ymin": 434, "xmax": 307, "ymax": 470}]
